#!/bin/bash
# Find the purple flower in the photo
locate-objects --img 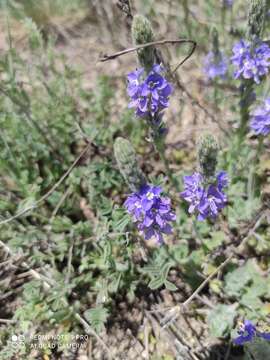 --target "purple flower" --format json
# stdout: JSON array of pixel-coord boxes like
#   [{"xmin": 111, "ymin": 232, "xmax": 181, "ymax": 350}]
[
  {"xmin": 233, "ymin": 320, "xmax": 270, "ymax": 345},
  {"xmin": 124, "ymin": 184, "xmax": 176, "ymax": 244},
  {"xmin": 233, "ymin": 320, "xmax": 256, "ymax": 345},
  {"xmin": 231, "ymin": 39, "xmax": 270, "ymax": 84},
  {"xmin": 259, "ymin": 332, "xmax": 270, "ymax": 341},
  {"xmin": 180, "ymin": 171, "xmax": 228, "ymax": 221},
  {"xmin": 203, "ymin": 51, "xmax": 228, "ymax": 80},
  {"xmin": 222, "ymin": 0, "xmax": 233, "ymax": 7},
  {"xmin": 127, "ymin": 65, "xmax": 173, "ymax": 118},
  {"xmin": 127, "ymin": 68, "xmax": 144, "ymax": 99},
  {"xmin": 250, "ymin": 98, "xmax": 270, "ymax": 135}
]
